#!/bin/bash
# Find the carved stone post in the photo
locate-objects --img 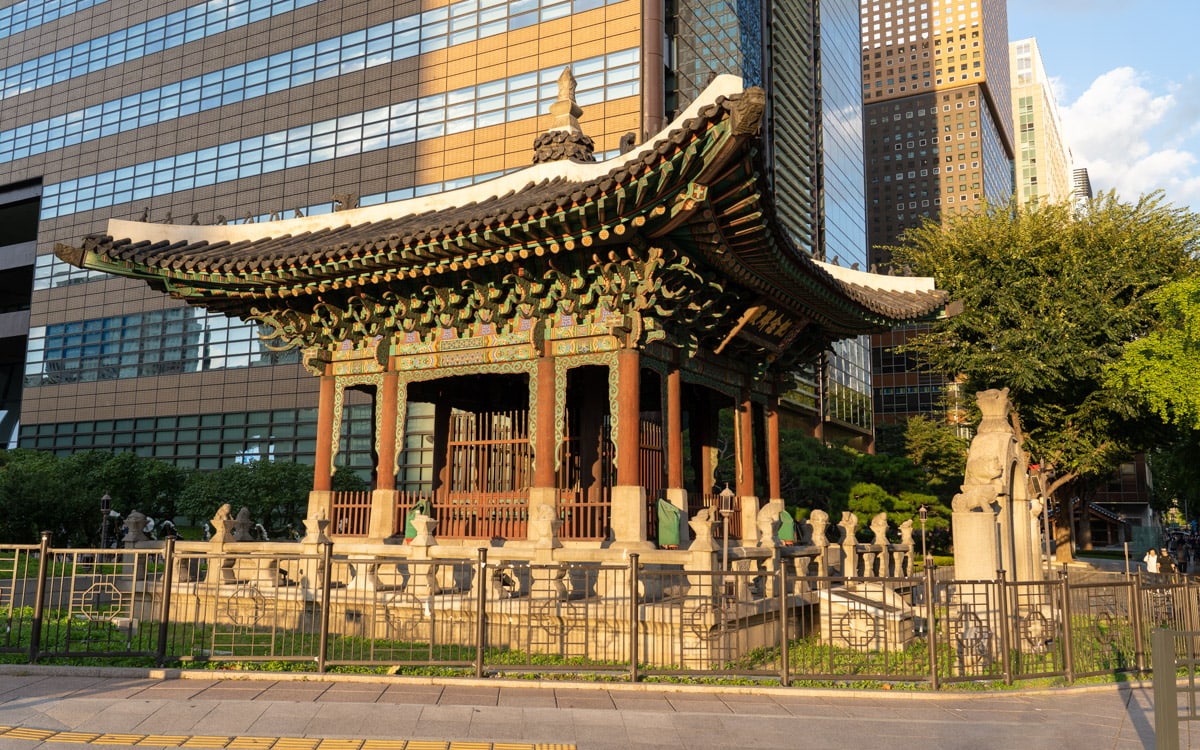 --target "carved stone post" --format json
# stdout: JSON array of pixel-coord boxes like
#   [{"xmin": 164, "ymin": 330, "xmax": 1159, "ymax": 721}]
[
  {"xmin": 404, "ymin": 513, "xmax": 440, "ymax": 598},
  {"xmin": 206, "ymin": 504, "xmax": 237, "ymax": 585},
  {"xmin": 807, "ymin": 509, "xmax": 831, "ymax": 577},
  {"xmin": 838, "ymin": 512, "xmax": 858, "ymax": 578}
]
